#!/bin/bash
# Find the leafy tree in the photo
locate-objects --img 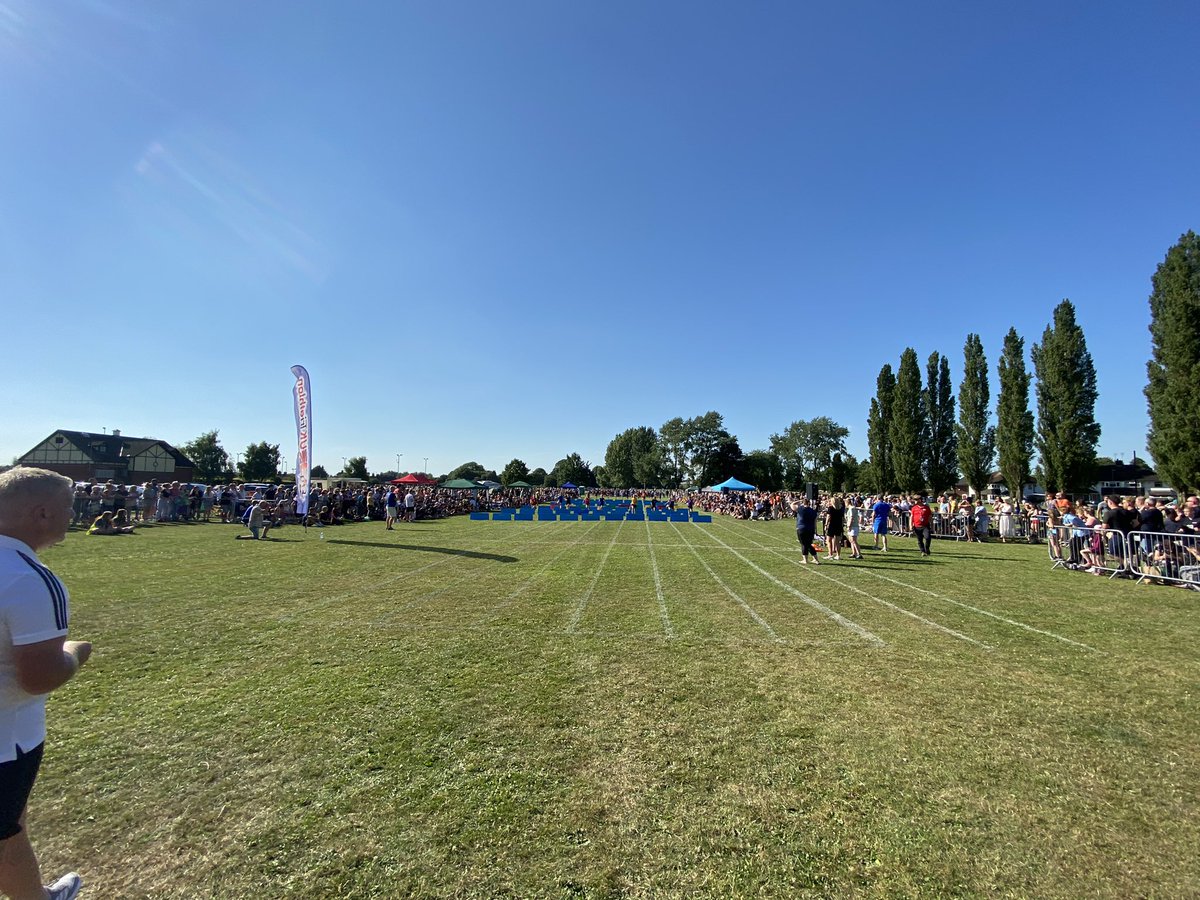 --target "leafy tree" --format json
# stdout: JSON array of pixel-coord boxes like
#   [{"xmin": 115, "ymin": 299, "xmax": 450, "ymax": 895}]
[
  {"xmin": 741, "ymin": 450, "xmax": 783, "ymax": 491},
  {"xmin": 889, "ymin": 349, "xmax": 926, "ymax": 492},
  {"xmin": 1031, "ymin": 300, "xmax": 1100, "ymax": 493},
  {"xmin": 685, "ymin": 411, "xmax": 742, "ymax": 488},
  {"xmin": 341, "ymin": 456, "xmax": 368, "ymax": 480},
  {"xmin": 997, "ymin": 327, "xmax": 1035, "ymax": 501},
  {"xmin": 956, "ymin": 334, "xmax": 995, "ymax": 498},
  {"xmin": 658, "ymin": 417, "xmax": 691, "ymax": 487},
  {"xmin": 866, "ymin": 364, "xmax": 896, "ymax": 493},
  {"xmin": 528, "ymin": 467, "xmax": 549, "ymax": 487},
  {"xmin": 769, "ymin": 417, "xmax": 849, "ymax": 489},
  {"xmin": 695, "ymin": 433, "xmax": 744, "ymax": 489},
  {"xmin": 181, "ymin": 430, "xmax": 230, "ymax": 483},
  {"xmin": 501, "ymin": 458, "xmax": 530, "ymax": 486},
  {"xmin": 448, "ymin": 461, "xmax": 487, "ymax": 482},
  {"xmin": 551, "ymin": 453, "xmax": 593, "ymax": 488},
  {"xmin": 827, "ymin": 452, "xmax": 859, "ymax": 492},
  {"xmin": 923, "ymin": 352, "xmax": 958, "ymax": 495},
  {"xmin": 685, "ymin": 412, "xmax": 725, "ymax": 484},
  {"xmin": 310, "ymin": 464, "xmax": 329, "ymax": 479},
  {"xmin": 603, "ymin": 427, "xmax": 662, "ymax": 488},
  {"xmin": 1146, "ymin": 231, "xmax": 1200, "ymax": 494},
  {"xmin": 238, "ymin": 442, "xmax": 281, "ymax": 481}
]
